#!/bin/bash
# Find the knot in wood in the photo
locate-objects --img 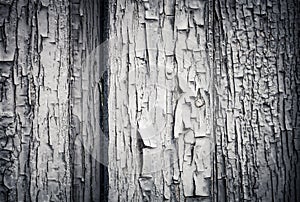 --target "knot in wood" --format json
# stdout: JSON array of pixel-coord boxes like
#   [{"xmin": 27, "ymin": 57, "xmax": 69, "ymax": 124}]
[
  {"xmin": 195, "ymin": 89, "xmax": 205, "ymax": 108},
  {"xmin": 194, "ymin": 97, "xmax": 205, "ymax": 108}
]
